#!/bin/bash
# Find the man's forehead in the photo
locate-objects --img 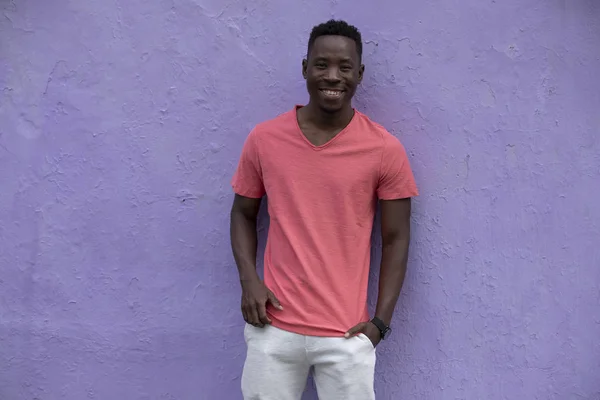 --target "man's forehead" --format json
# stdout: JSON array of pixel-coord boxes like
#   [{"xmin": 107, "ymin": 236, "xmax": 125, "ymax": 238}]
[{"xmin": 310, "ymin": 35, "xmax": 358, "ymax": 58}]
